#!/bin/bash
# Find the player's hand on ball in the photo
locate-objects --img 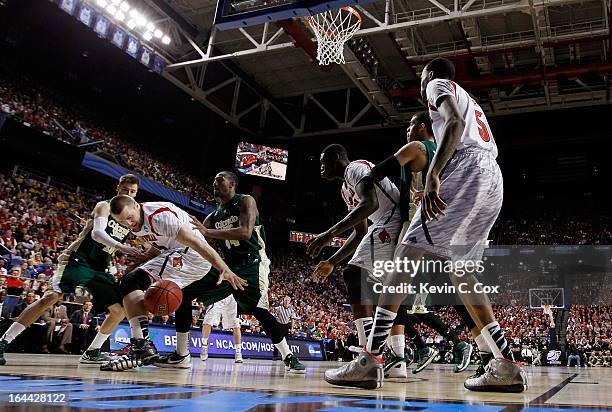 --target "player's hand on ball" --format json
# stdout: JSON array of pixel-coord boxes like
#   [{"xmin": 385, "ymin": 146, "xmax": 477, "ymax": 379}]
[
  {"xmin": 217, "ymin": 269, "xmax": 248, "ymax": 291},
  {"xmin": 422, "ymin": 174, "xmax": 447, "ymax": 221},
  {"xmin": 306, "ymin": 232, "xmax": 333, "ymax": 258},
  {"xmin": 312, "ymin": 260, "xmax": 334, "ymax": 283}
]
